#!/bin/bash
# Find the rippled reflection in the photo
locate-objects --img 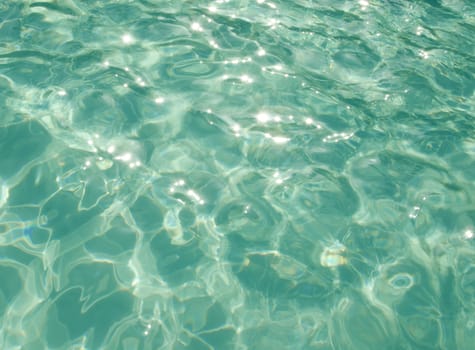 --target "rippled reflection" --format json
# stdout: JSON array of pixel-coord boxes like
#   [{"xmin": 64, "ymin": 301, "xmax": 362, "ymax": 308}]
[{"xmin": 0, "ymin": 0, "xmax": 474, "ymax": 349}]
